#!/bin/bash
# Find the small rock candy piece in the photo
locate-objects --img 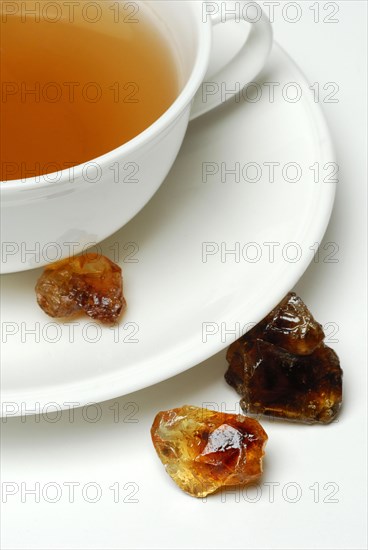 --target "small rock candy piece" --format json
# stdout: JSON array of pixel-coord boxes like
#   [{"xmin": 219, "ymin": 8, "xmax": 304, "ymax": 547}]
[
  {"xmin": 35, "ymin": 254, "xmax": 126, "ymax": 324},
  {"xmin": 151, "ymin": 405, "xmax": 268, "ymax": 498}
]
